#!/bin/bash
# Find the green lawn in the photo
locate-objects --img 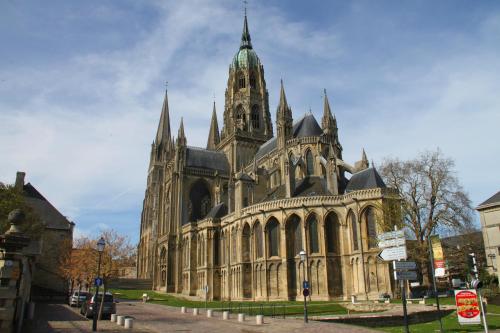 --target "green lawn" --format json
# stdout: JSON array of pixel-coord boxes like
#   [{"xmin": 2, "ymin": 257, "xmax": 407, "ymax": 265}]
[
  {"xmin": 378, "ymin": 304, "xmax": 500, "ymax": 332},
  {"xmin": 109, "ymin": 288, "xmax": 349, "ymax": 316}
]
